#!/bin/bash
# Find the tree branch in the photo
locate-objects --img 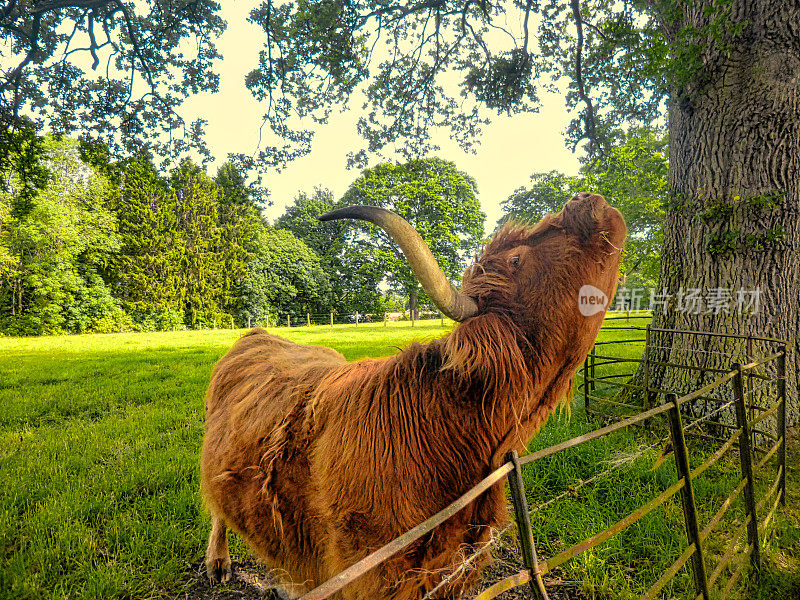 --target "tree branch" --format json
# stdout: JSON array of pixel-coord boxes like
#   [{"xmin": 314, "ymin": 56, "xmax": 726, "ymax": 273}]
[
  {"xmin": 580, "ymin": 18, "xmax": 608, "ymax": 41},
  {"xmin": 522, "ymin": 0, "xmax": 533, "ymax": 51},
  {"xmin": 2, "ymin": 12, "xmax": 41, "ymax": 117},
  {"xmin": 31, "ymin": 0, "xmax": 108, "ymax": 14},
  {"xmin": 570, "ymin": 0, "xmax": 602, "ymax": 157},
  {"xmin": 87, "ymin": 10, "xmax": 100, "ymax": 69},
  {"xmin": 1, "ymin": 0, "xmax": 19, "ymax": 20},
  {"xmin": 113, "ymin": 0, "xmax": 154, "ymax": 90}
]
